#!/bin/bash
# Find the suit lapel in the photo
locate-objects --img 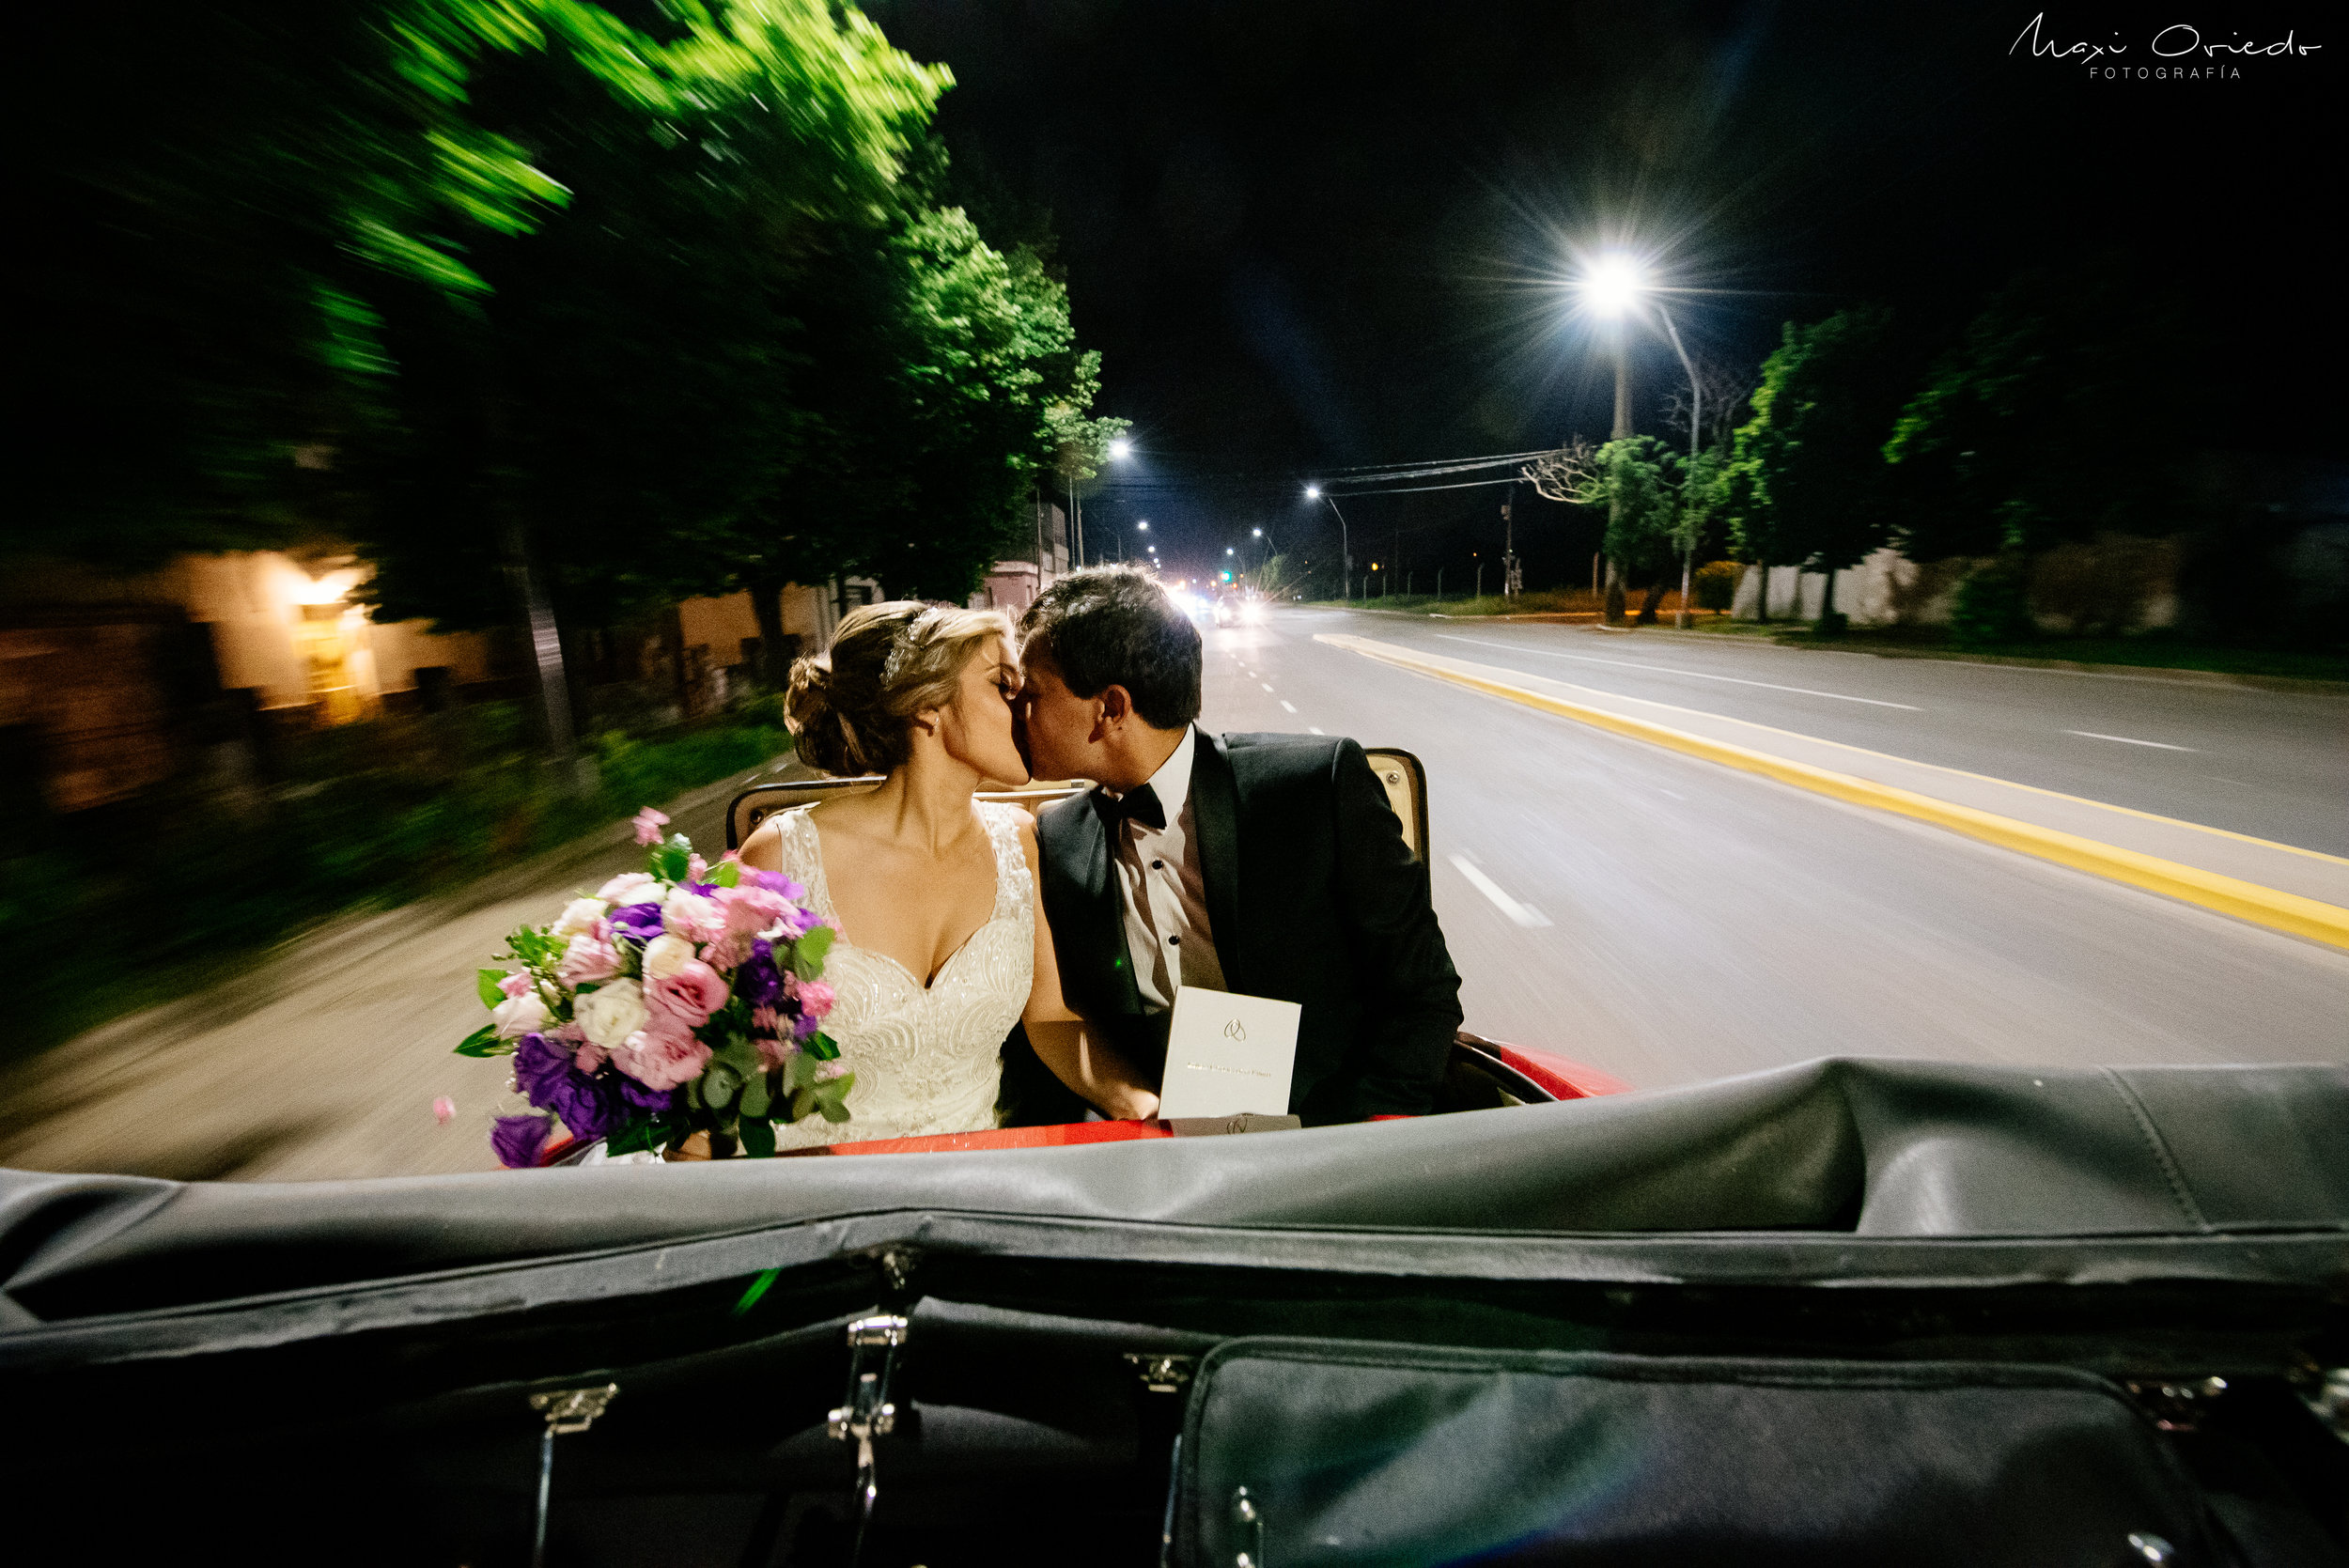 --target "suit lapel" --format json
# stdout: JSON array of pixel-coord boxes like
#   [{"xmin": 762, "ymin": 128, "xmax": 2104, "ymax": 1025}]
[
  {"xmin": 1055, "ymin": 785, "xmax": 1144, "ymax": 1016},
  {"xmin": 1190, "ymin": 731, "xmax": 1245, "ymax": 994}
]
